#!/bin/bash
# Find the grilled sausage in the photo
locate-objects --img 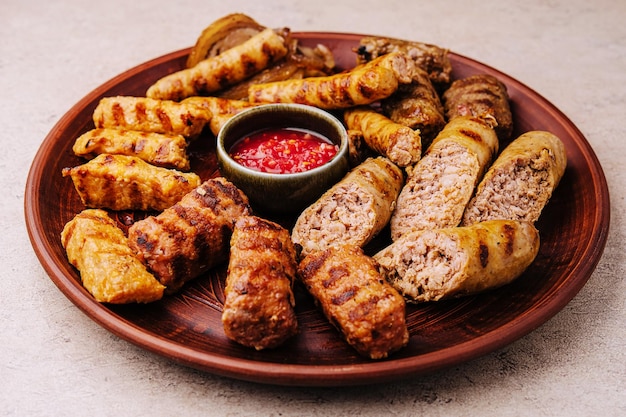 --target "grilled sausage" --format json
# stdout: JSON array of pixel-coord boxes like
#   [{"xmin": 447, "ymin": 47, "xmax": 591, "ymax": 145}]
[
  {"xmin": 72, "ymin": 128, "xmax": 190, "ymax": 170},
  {"xmin": 390, "ymin": 116, "xmax": 498, "ymax": 240},
  {"xmin": 222, "ymin": 216, "xmax": 298, "ymax": 350},
  {"xmin": 127, "ymin": 177, "xmax": 251, "ymax": 292},
  {"xmin": 443, "ymin": 74, "xmax": 513, "ymax": 141},
  {"xmin": 291, "ymin": 157, "xmax": 404, "ymax": 258},
  {"xmin": 374, "ymin": 220, "xmax": 540, "ymax": 303},
  {"xmin": 93, "ymin": 96, "xmax": 211, "ymax": 139},
  {"xmin": 298, "ymin": 244, "xmax": 409, "ymax": 359},
  {"xmin": 181, "ymin": 96, "xmax": 257, "ymax": 136},
  {"xmin": 248, "ymin": 52, "xmax": 414, "ymax": 109},
  {"xmin": 61, "ymin": 209, "xmax": 165, "ymax": 303},
  {"xmin": 355, "ymin": 36, "xmax": 452, "ymax": 90},
  {"xmin": 62, "ymin": 154, "xmax": 201, "ymax": 211},
  {"xmin": 146, "ymin": 27, "xmax": 290, "ymax": 101},
  {"xmin": 381, "ymin": 66, "xmax": 446, "ymax": 145},
  {"xmin": 462, "ymin": 131, "xmax": 567, "ymax": 225},
  {"xmin": 344, "ymin": 106, "xmax": 422, "ymax": 167}
]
